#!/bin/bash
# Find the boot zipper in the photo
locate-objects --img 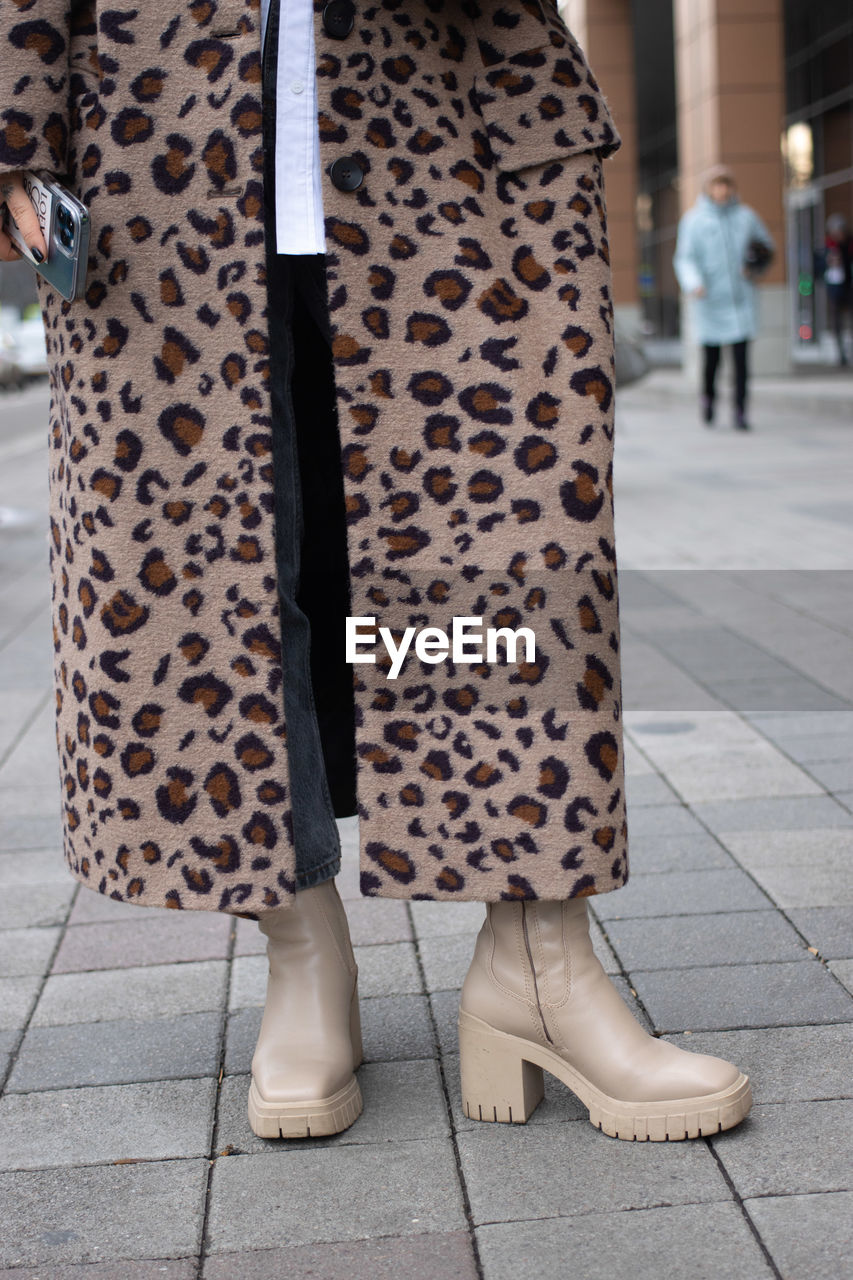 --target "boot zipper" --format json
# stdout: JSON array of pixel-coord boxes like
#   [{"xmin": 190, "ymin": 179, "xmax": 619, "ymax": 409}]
[{"xmin": 521, "ymin": 902, "xmax": 554, "ymax": 1045}]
